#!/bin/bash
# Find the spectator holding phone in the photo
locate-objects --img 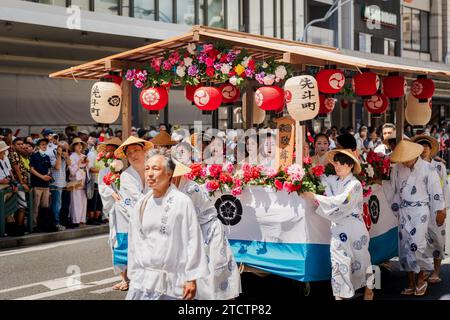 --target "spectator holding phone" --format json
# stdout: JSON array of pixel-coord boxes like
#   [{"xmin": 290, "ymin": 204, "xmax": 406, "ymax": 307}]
[{"xmin": 30, "ymin": 138, "xmax": 52, "ymax": 231}]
